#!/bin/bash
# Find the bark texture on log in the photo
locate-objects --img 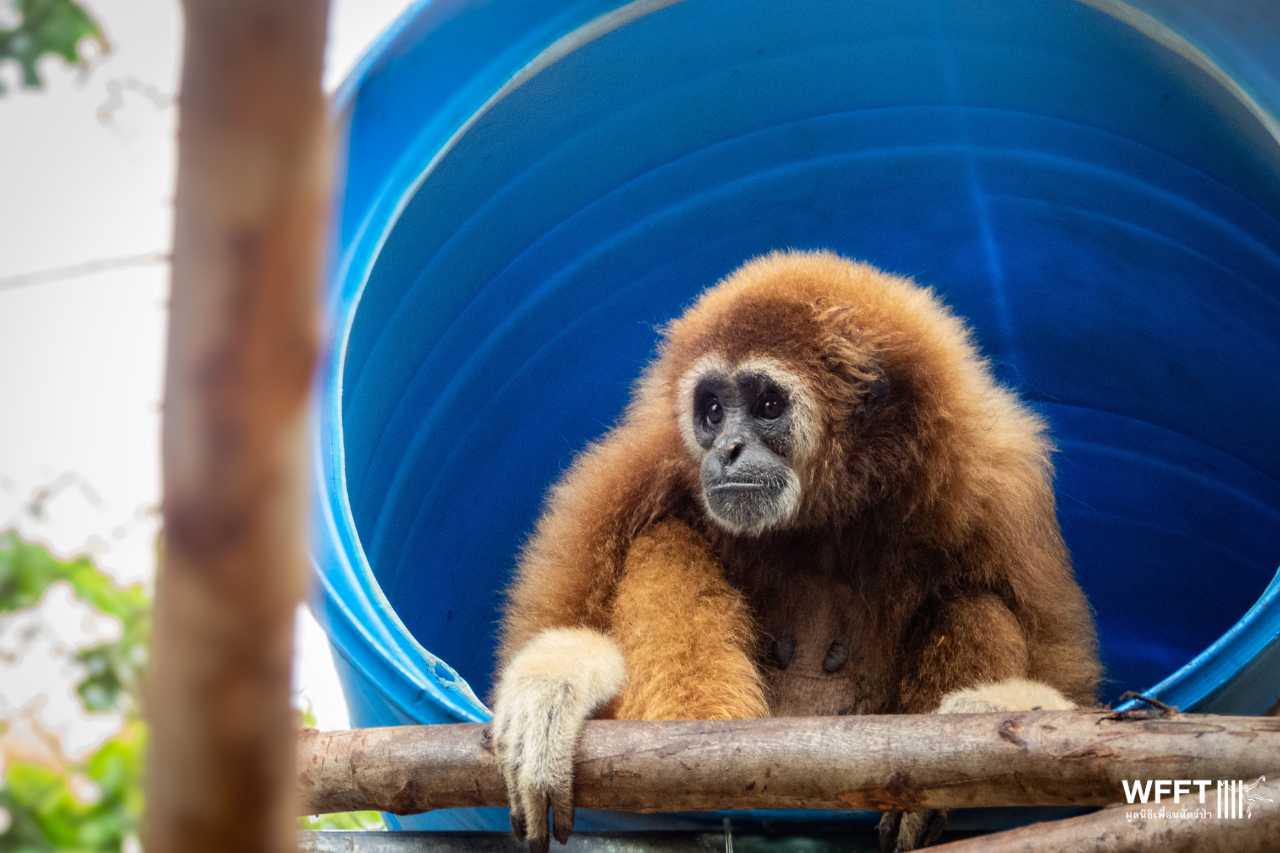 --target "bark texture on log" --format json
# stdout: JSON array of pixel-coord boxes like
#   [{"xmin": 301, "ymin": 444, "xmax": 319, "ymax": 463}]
[
  {"xmin": 932, "ymin": 797, "xmax": 1280, "ymax": 853},
  {"xmin": 144, "ymin": 2, "xmax": 333, "ymax": 851},
  {"xmin": 296, "ymin": 712, "xmax": 1280, "ymax": 816}
]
